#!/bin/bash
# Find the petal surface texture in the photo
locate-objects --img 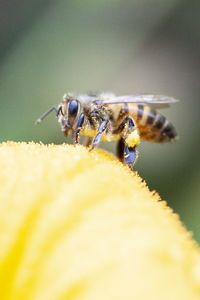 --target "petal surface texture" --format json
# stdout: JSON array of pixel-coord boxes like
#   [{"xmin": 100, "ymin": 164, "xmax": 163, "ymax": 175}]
[{"xmin": 0, "ymin": 142, "xmax": 200, "ymax": 300}]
